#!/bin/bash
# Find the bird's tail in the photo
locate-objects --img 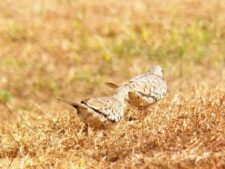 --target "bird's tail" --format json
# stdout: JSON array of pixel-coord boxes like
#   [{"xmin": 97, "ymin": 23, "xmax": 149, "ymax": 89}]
[
  {"xmin": 56, "ymin": 97, "xmax": 81, "ymax": 109},
  {"xmin": 105, "ymin": 82, "xmax": 119, "ymax": 89}
]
